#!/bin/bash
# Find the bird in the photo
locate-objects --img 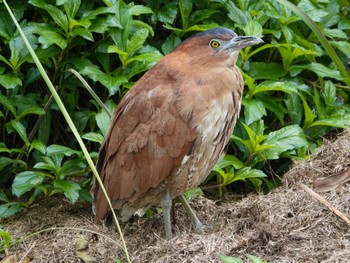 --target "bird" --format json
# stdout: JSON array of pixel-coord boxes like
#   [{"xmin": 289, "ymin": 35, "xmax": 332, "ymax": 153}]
[{"xmin": 92, "ymin": 27, "xmax": 263, "ymax": 239}]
